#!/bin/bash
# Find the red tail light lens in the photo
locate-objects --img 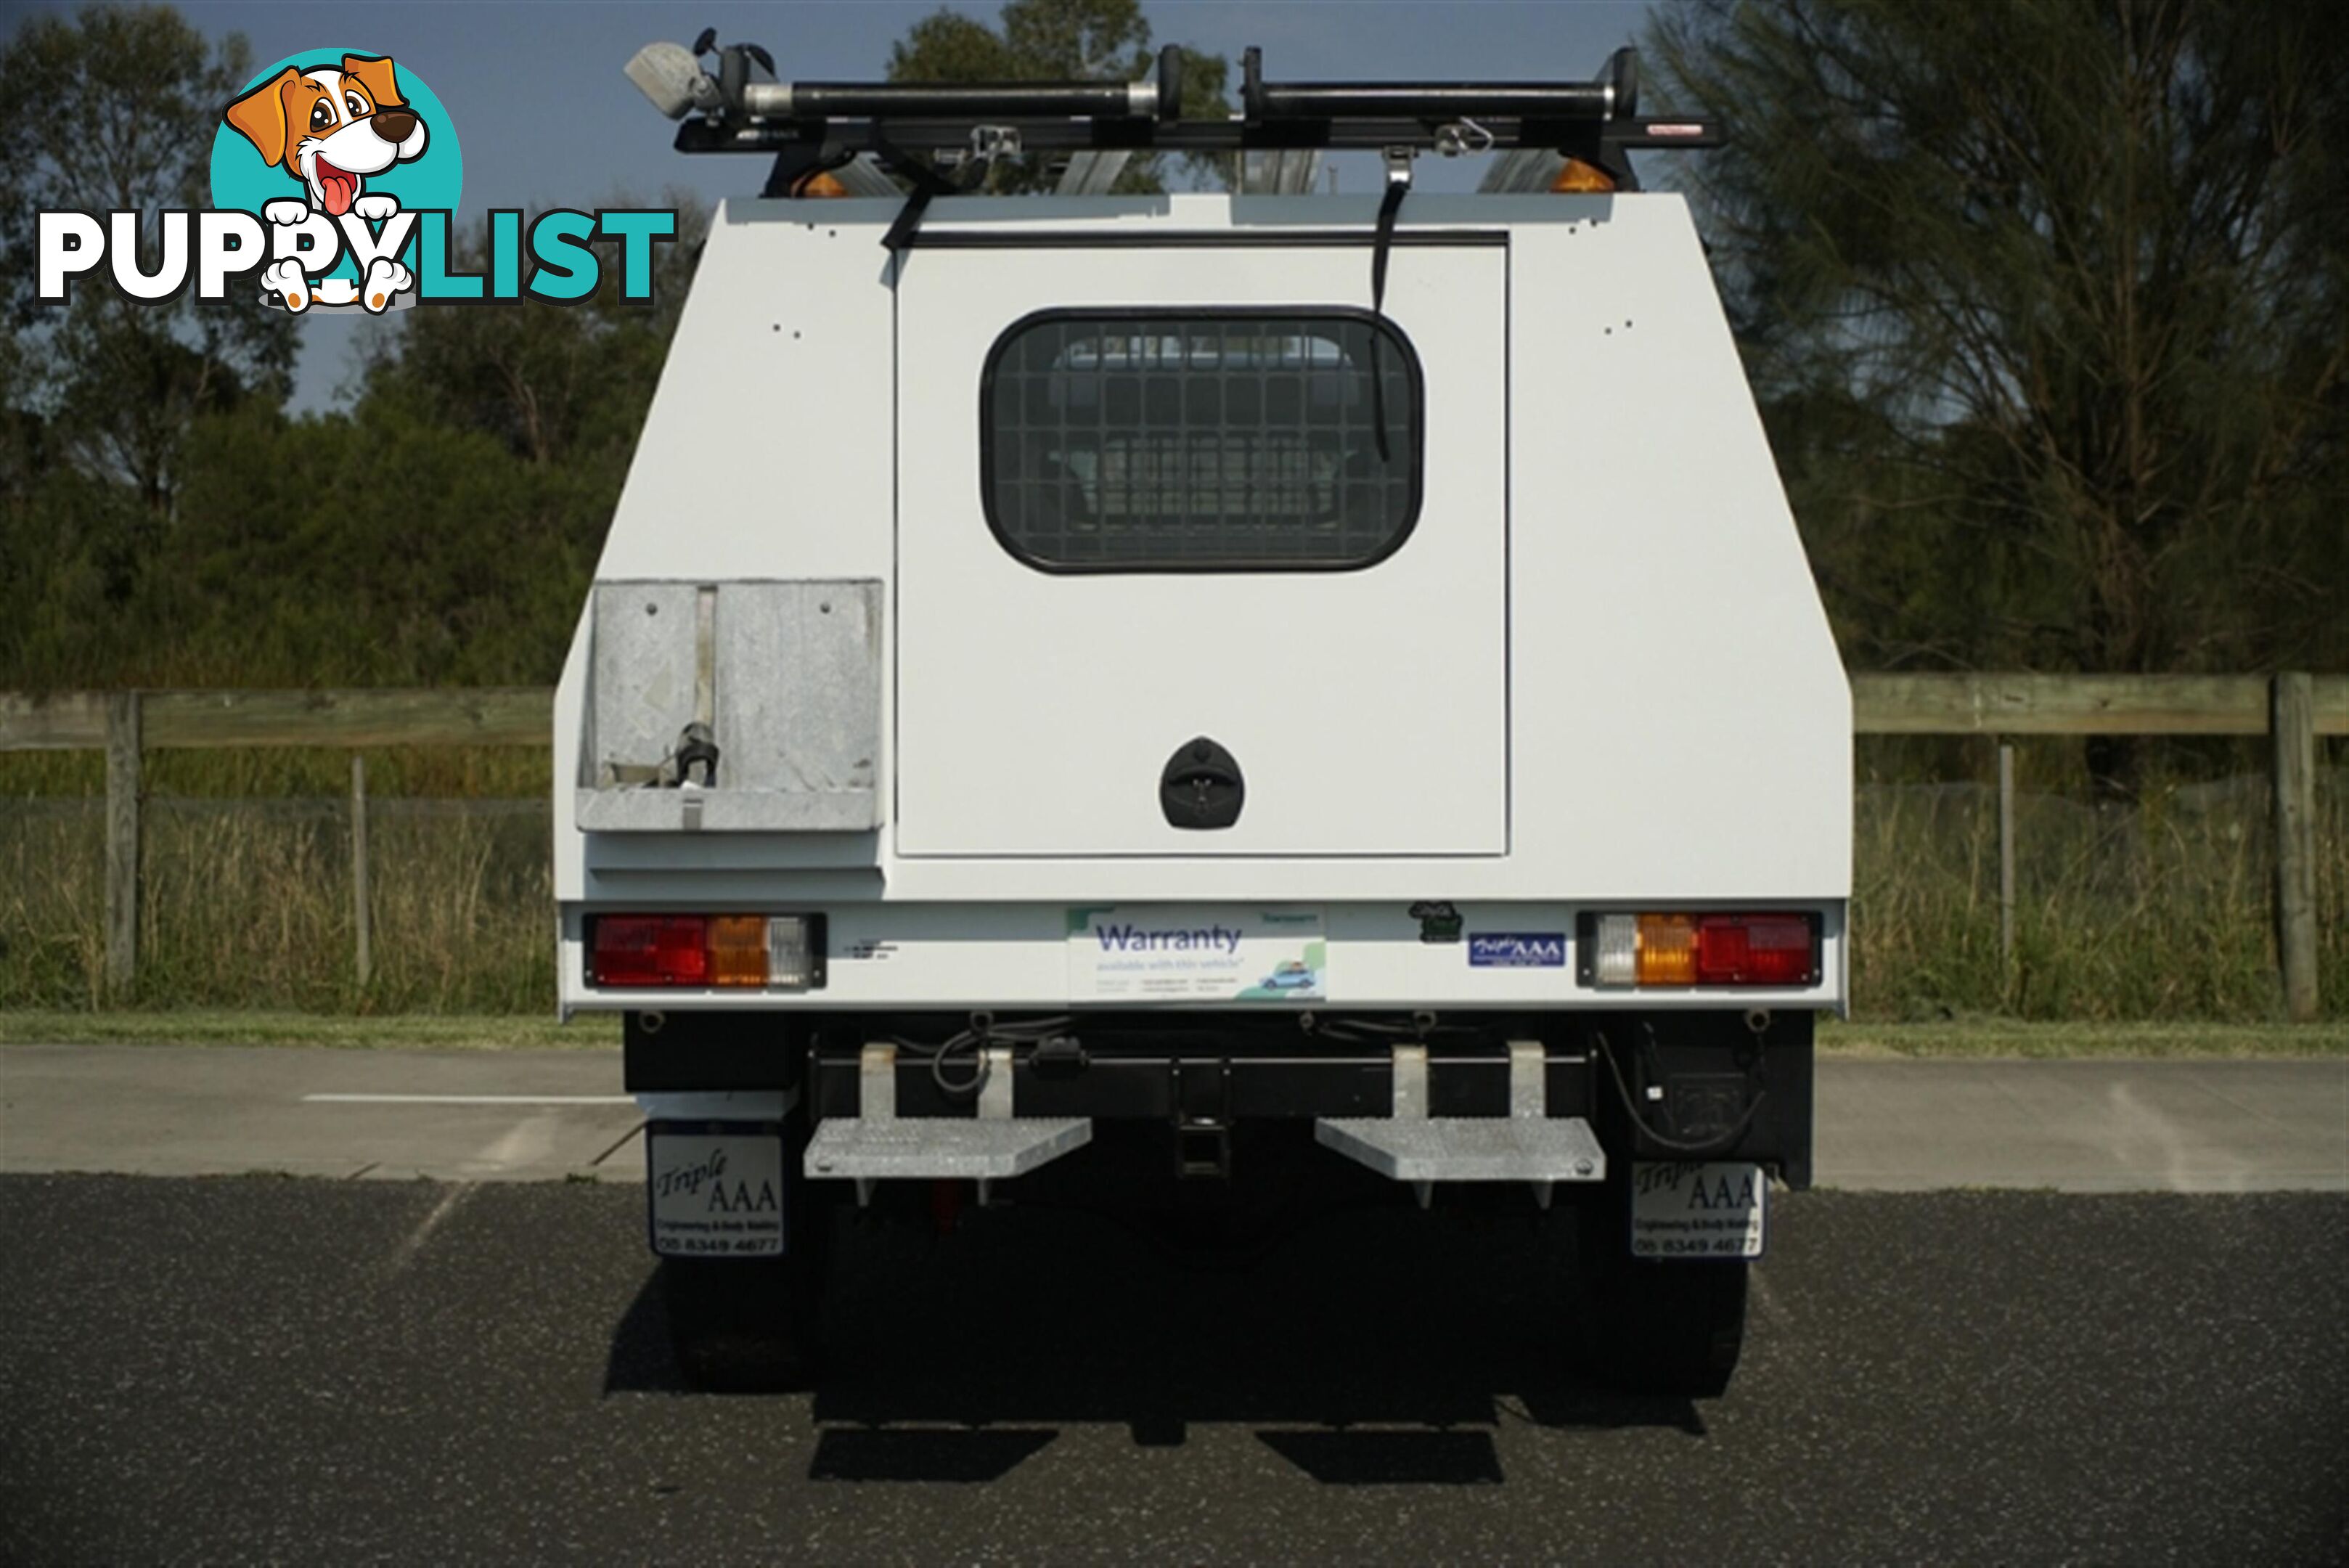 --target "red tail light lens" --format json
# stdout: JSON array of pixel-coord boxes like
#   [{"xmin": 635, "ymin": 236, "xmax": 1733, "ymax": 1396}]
[
  {"xmin": 587, "ymin": 914, "xmax": 825, "ymax": 989},
  {"xmin": 591, "ymin": 915, "xmax": 709, "ymax": 987},
  {"xmin": 1694, "ymin": 914, "xmax": 1817, "ymax": 986}
]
